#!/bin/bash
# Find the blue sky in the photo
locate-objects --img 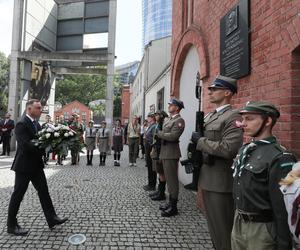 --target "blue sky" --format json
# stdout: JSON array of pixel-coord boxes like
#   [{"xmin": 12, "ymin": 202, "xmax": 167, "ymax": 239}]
[{"xmin": 0, "ymin": 0, "xmax": 142, "ymax": 66}]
